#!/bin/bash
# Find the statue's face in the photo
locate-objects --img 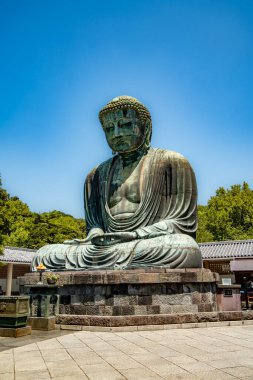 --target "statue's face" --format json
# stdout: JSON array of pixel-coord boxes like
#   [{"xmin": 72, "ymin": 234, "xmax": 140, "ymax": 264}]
[{"xmin": 102, "ymin": 109, "xmax": 145, "ymax": 153}]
